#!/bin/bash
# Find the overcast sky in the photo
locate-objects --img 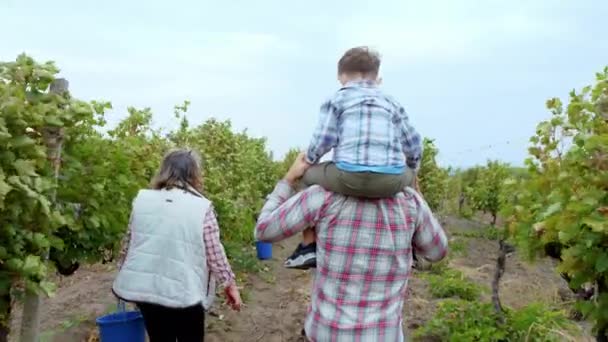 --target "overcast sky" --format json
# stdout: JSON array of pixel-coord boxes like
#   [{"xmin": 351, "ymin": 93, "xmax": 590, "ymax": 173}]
[{"xmin": 2, "ymin": 0, "xmax": 607, "ymax": 167}]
